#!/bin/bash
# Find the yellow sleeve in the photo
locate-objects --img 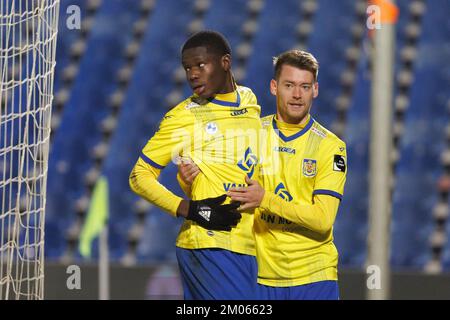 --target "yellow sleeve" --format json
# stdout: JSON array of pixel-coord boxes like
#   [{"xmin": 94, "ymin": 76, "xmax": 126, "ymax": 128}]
[
  {"xmin": 129, "ymin": 106, "xmax": 189, "ymax": 216},
  {"xmin": 313, "ymin": 139, "xmax": 347, "ymax": 198},
  {"xmin": 259, "ymin": 193, "xmax": 340, "ymax": 234},
  {"xmin": 140, "ymin": 108, "xmax": 188, "ymax": 169},
  {"xmin": 129, "ymin": 158, "xmax": 183, "ymax": 217}
]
